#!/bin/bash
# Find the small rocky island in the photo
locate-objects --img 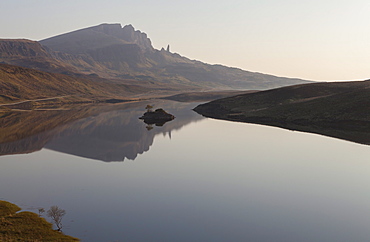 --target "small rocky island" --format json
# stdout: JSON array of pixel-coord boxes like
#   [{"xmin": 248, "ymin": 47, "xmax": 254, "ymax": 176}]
[{"xmin": 139, "ymin": 107, "xmax": 175, "ymax": 126}]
